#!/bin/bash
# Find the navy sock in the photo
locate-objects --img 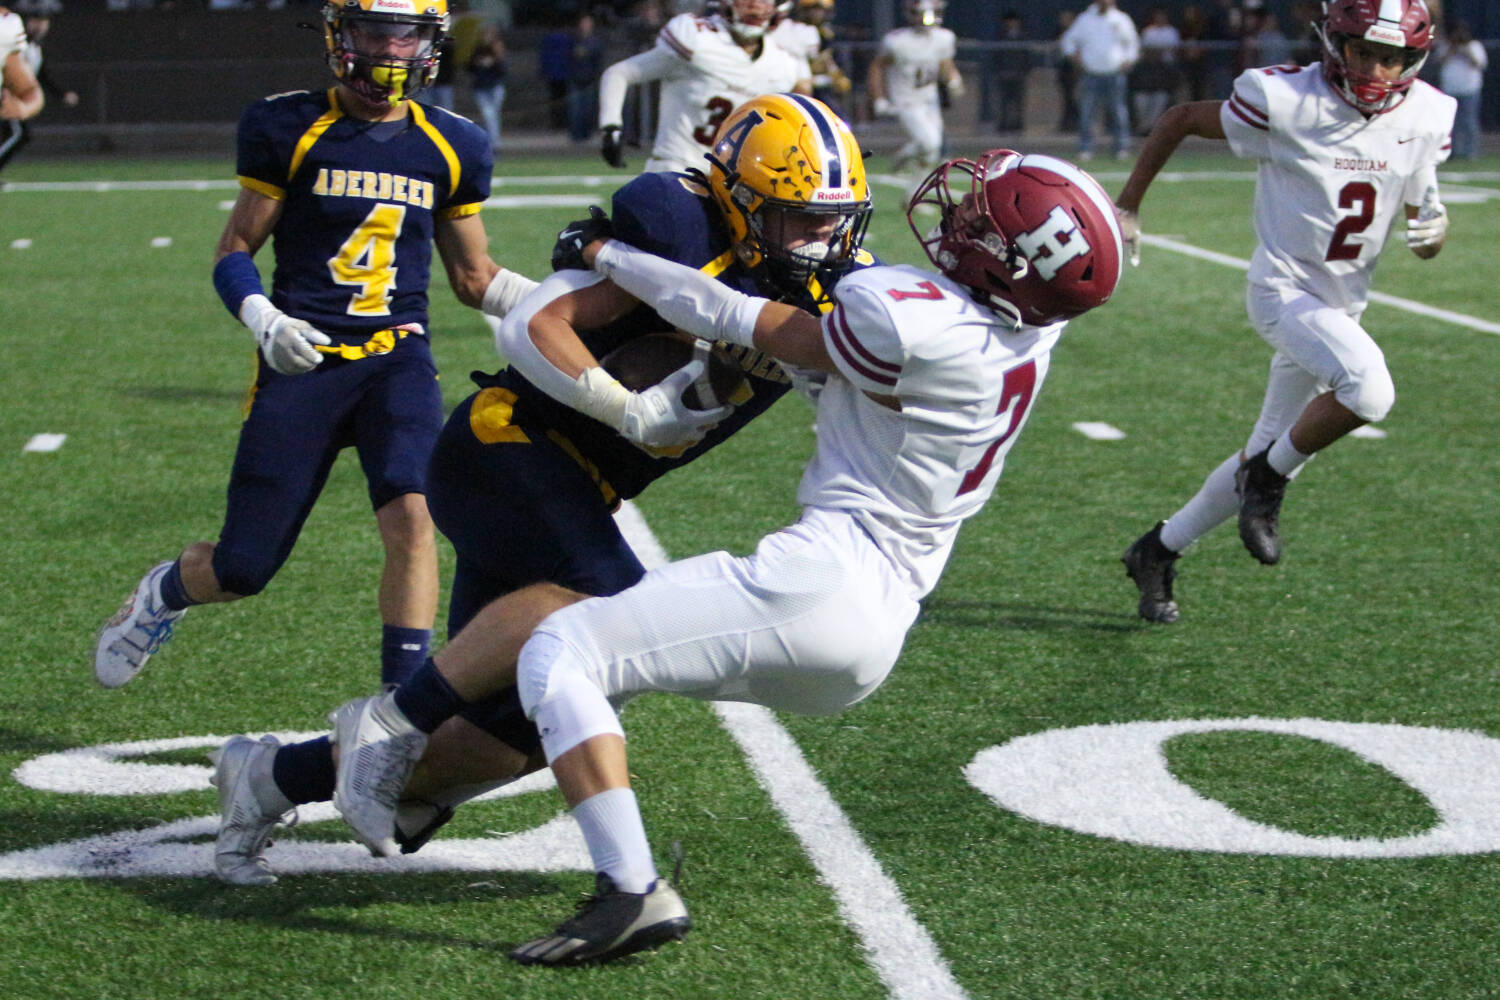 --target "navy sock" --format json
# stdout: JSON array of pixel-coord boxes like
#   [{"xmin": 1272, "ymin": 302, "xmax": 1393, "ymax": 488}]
[
  {"xmin": 270, "ymin": 736, "xmax": 336, "ymax": 805},
  {"xmin": 394, "ymin": 657, "xmax": 468, "ymax": 735},
  {"xmin": 158, "ymin": 559, "xmax": 200, "ymax": 612},
  {"xmin": 381, "ymin": 625, "xmax": 432, "ymax": 687}
]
